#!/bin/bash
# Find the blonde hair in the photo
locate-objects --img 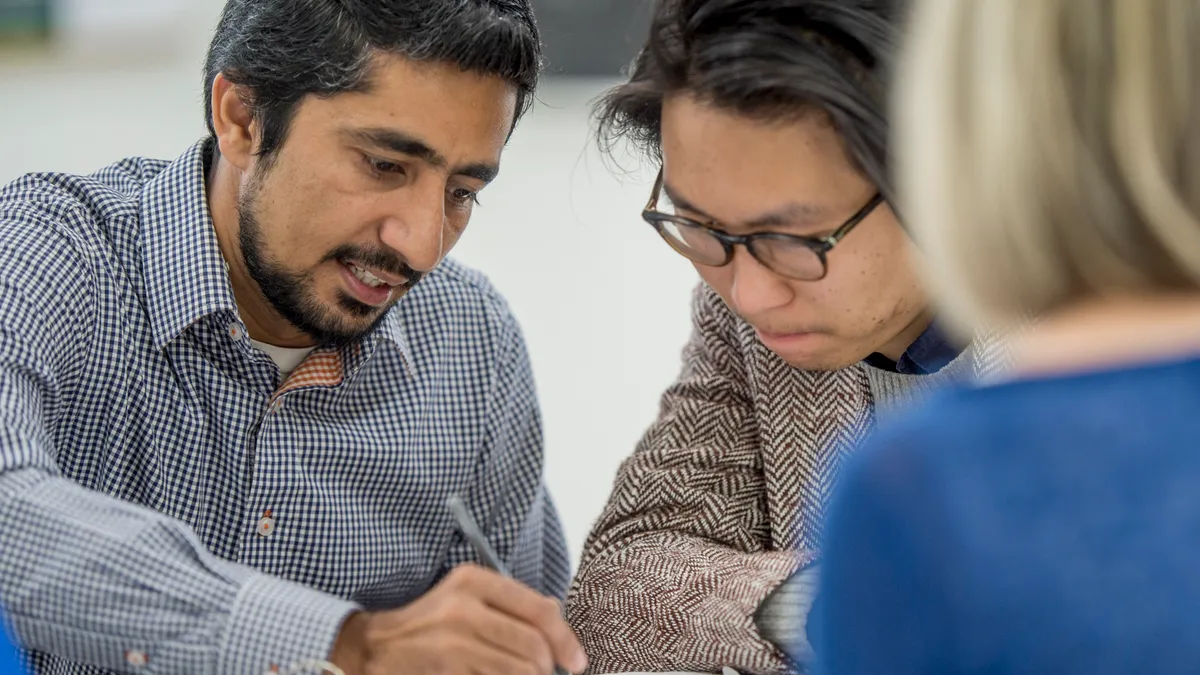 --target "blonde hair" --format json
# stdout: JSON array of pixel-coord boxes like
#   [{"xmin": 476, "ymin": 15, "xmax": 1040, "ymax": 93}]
[{"xmin": 896, "ymin": 0, "xmax": 1200, "ymax": 333}]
